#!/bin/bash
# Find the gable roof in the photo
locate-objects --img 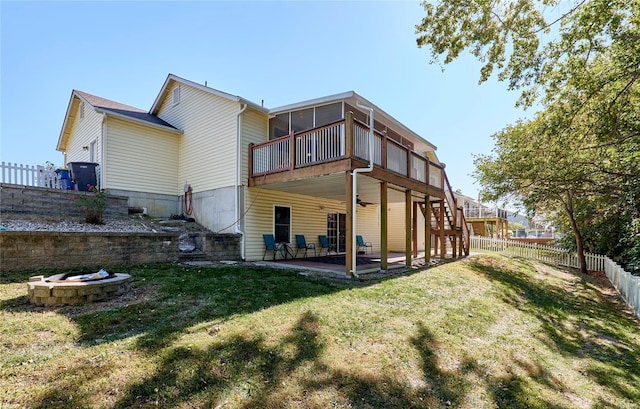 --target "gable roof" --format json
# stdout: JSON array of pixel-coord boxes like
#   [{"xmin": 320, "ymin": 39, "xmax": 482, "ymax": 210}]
[
  {"xmin": 75, "ymin": 91, "xmax": 178, "ymax": 128},
  {"xmin": 57, "ymin": 90, "xmax": 180, "ymax": 151},
  {"xmin": 149, "ymin": 74, "xmax": 268, "ymax": 115}
]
